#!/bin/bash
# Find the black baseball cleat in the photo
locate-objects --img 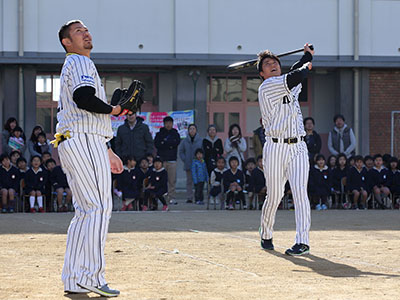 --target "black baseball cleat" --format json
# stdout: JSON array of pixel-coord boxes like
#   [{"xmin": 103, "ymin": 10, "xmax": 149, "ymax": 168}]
[
  {"xmin": 261, "ymin": 238, "xmax": 274, "ymax": 251},
  {"xmin": 285, "ymin": 243, "xmax": 310, "ymax": 256}
]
